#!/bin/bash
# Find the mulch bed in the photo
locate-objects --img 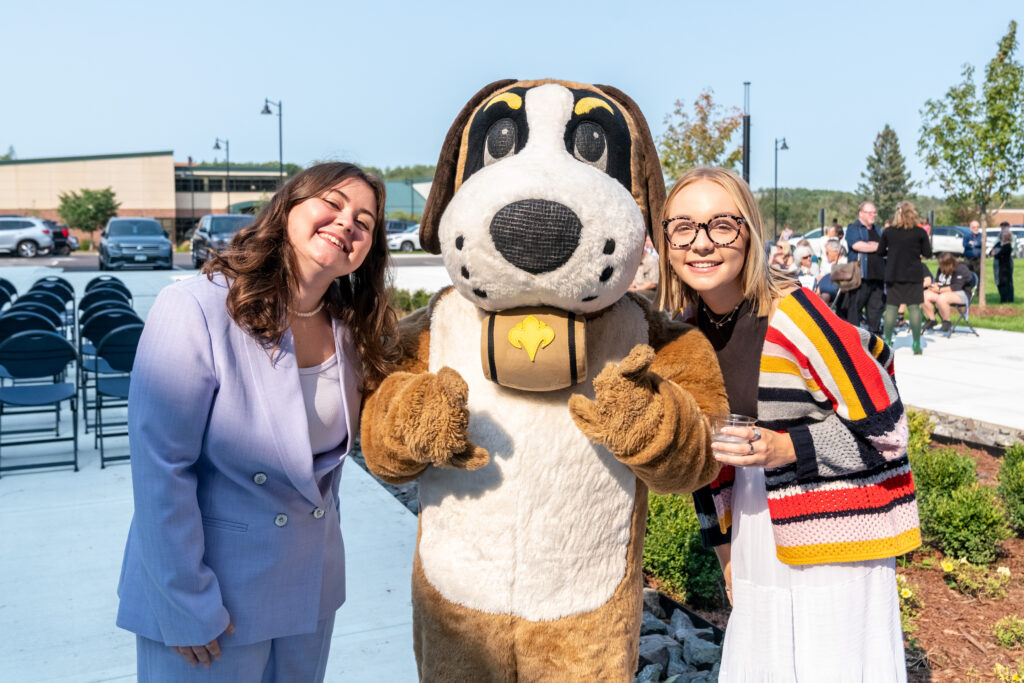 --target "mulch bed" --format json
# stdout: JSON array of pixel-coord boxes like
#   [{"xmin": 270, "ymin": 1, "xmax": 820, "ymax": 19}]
[{"xmin": 666, "ymin": 442, "xmax": 1023, "ymax": 681}]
